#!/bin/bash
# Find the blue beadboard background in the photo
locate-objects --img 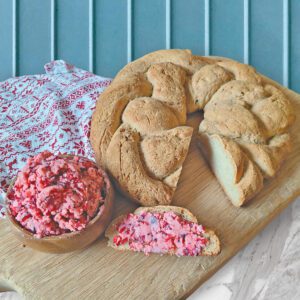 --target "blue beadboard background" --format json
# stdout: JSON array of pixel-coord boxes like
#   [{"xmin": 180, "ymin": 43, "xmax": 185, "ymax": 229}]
[{"xmin": 0, "ymin": 0, "xmax": 299, "ymax": 92}]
